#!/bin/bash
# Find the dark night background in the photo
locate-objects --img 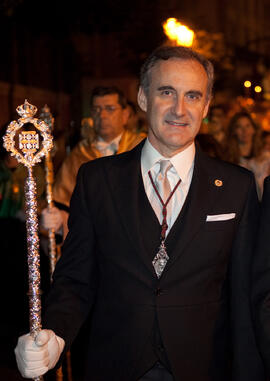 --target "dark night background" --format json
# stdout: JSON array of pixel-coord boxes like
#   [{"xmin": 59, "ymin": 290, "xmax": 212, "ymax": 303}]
[{"xmin": 0, "ymin": 0, "xmax": 270, "ymax": 135}]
